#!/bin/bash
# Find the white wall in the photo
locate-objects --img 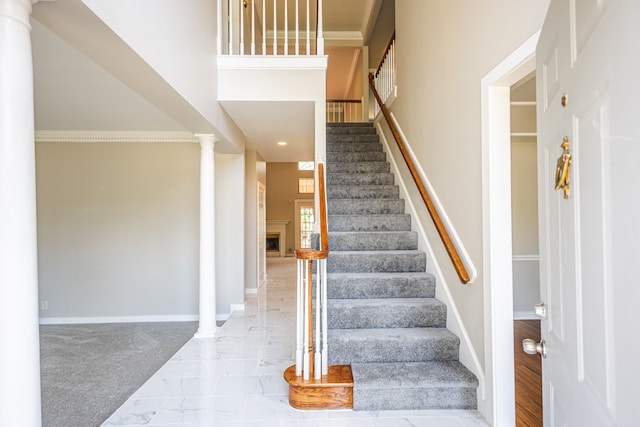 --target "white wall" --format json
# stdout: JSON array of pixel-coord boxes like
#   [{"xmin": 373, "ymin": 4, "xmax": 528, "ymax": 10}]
[
  {"xmin": 244, "ymin": 150, "xmax": 265, "ymax": 292},
  {"xmin": 511, "ymin": 139, "xmax": 540, "ymax": 318},
  {"xmin": 392, "ymin": 0, "xmax": 548, "ymax": 363},
  {"xmin": 36, "ymin": 142, "xmax": 200, "ymax": 321},
  {"xmin": 215, "ymin": 154, "xmax": 246, "ymax": 314},
  {"xmin": 80, "ymin": 0, "xmax": 245, "ymax": 151},
  {"xmin": 36, "ymin": 142, "xmax": 247, "ymax": 322}
]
